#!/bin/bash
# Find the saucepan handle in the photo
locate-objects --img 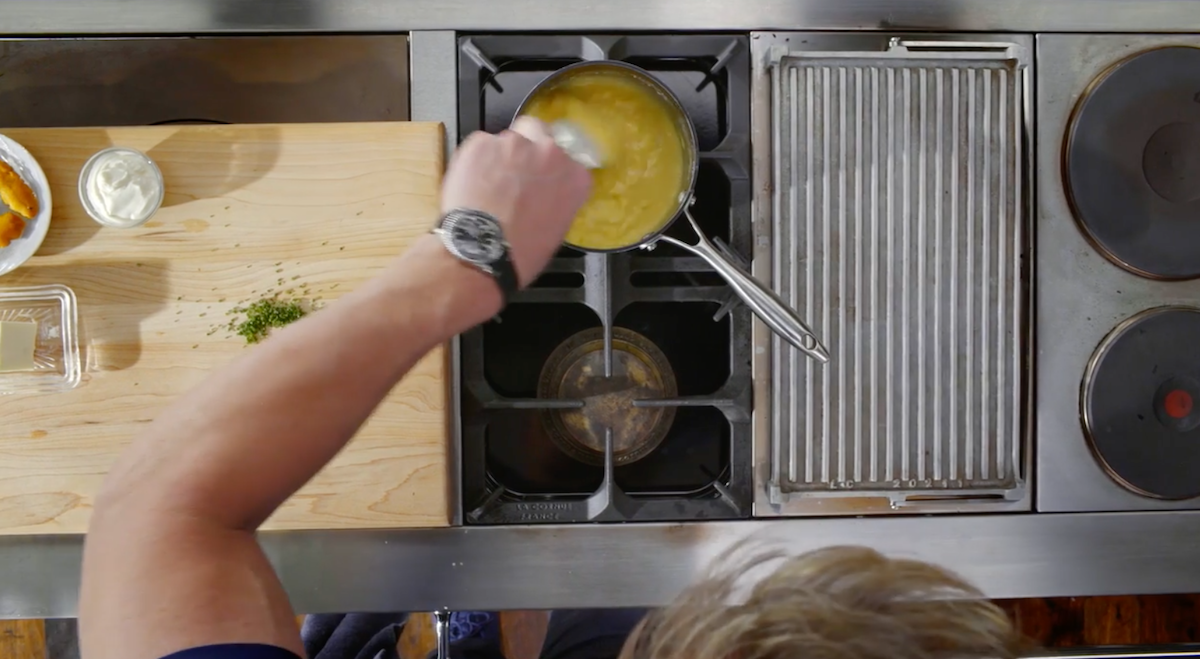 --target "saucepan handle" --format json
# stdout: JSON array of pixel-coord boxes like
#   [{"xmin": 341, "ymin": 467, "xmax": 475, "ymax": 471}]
[{"xmin": 656, "ymin": 207, "xmax": 830, "ymax": 364}]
